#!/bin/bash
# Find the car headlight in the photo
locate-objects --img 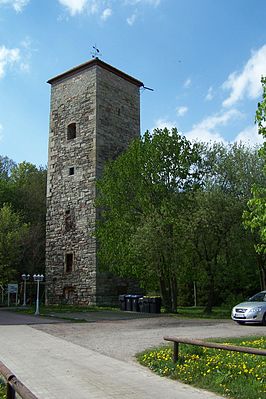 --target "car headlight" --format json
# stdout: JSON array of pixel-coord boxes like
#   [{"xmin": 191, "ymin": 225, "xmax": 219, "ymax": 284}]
[{"xmin": 249, "ymin": 307, "xmax": 262, "ymax": 313}]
